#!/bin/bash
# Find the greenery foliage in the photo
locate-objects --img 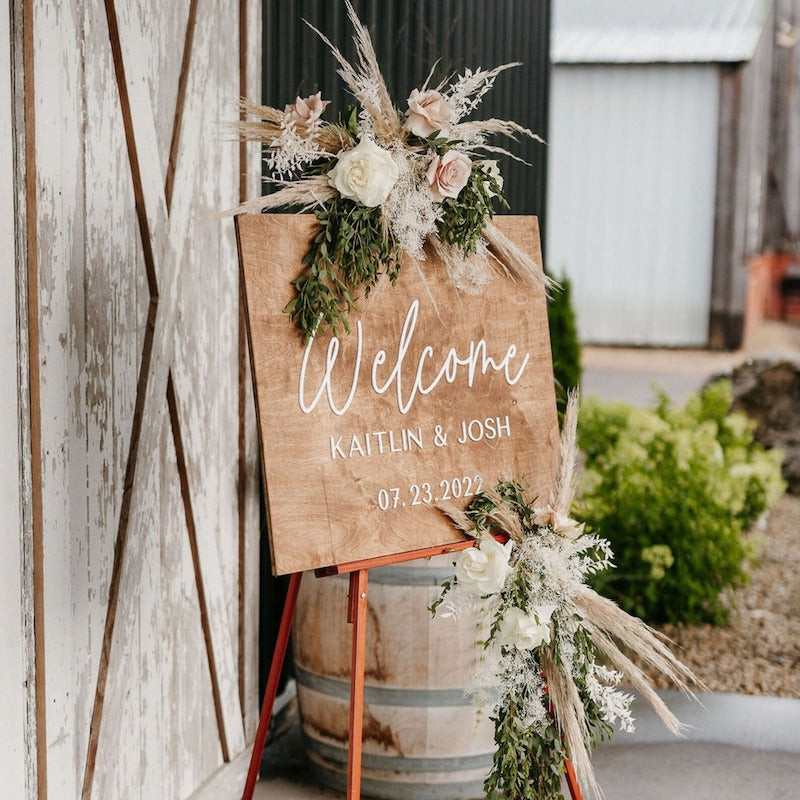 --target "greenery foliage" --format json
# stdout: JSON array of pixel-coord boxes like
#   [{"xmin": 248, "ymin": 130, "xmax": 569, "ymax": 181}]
[
  {"xmin": 438, "ymin": 162, "xmax": 507, "ymax": 256},
  {"xmin": 547, "ymin": 276, "xmax": 582, "ymax": 415},
  {"xmin": 285, "ymin": 152, "xmax": 507, "ymax": 341},
  {"xmin": 456, "ymin": 482, "xmax": 615, "ymax": 800},
  {"xmin": 576, "ymin": 381, "xmax": 785, "ymax": 624},
  {"xmin": 284, "ymin": 198, "xmax": 402, "ymax": 341},
  {"xmin": 486, "ymin": 706, "xmax": 567, "ymax": 800}
]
